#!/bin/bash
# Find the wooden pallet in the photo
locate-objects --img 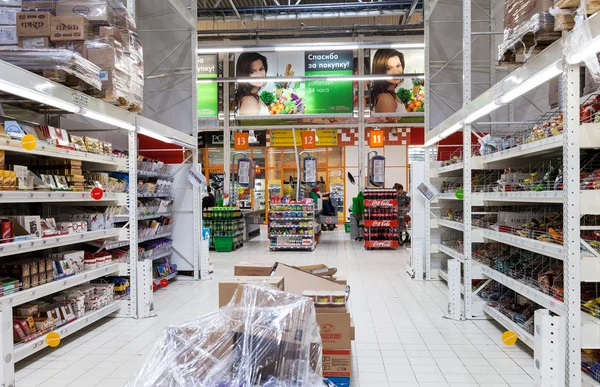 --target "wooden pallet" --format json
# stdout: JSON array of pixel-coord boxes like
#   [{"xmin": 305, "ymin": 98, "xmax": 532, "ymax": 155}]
[{"xmin": 555, "ymin": 0, "xmax": 600, "ymax": 14}]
